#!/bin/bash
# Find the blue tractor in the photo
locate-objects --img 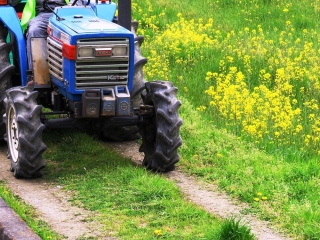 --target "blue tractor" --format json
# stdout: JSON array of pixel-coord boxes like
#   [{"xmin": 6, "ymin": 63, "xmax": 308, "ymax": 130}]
[{"xmin": 0, "ymin": 0, "xmax": 182, "ymax": 178}]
